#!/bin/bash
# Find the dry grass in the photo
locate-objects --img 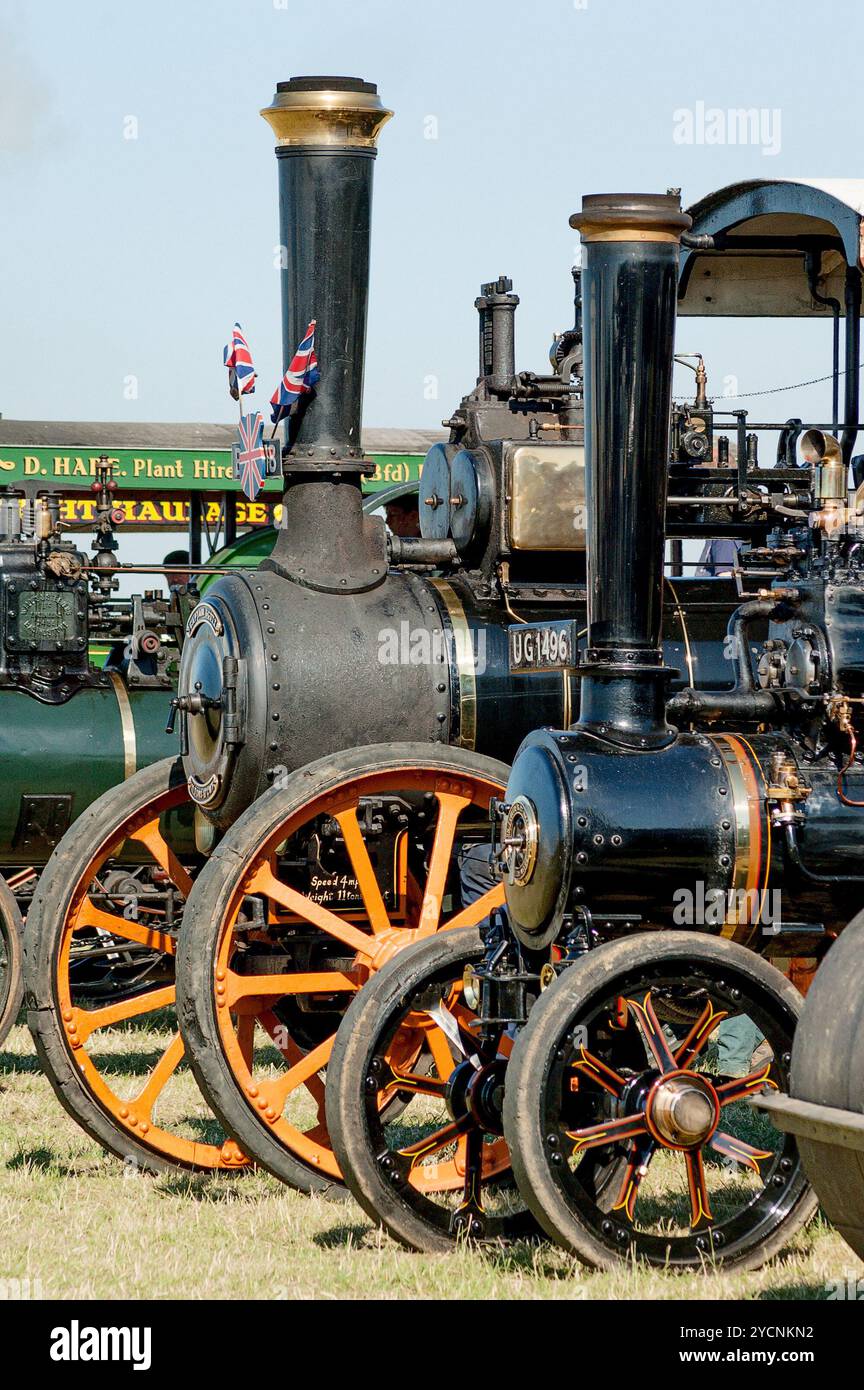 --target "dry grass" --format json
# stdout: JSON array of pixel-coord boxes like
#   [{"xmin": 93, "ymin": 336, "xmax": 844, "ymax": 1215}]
[{"xmin": 0, "ymin": 1019, "xmax": 859, "ymax": 1301}]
